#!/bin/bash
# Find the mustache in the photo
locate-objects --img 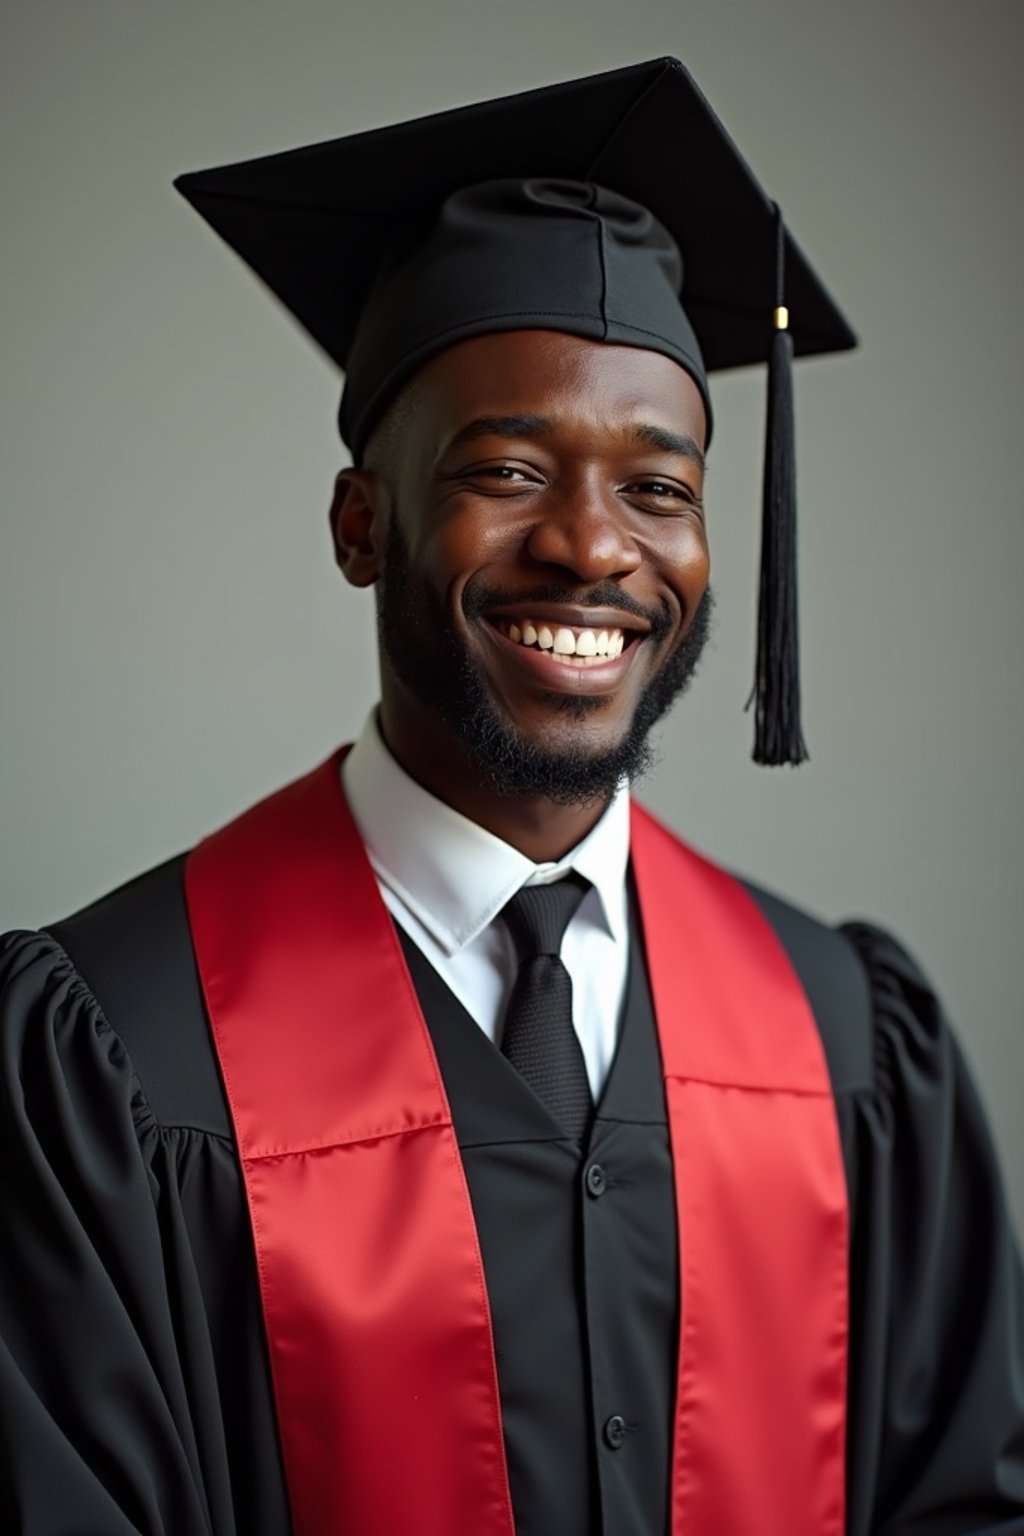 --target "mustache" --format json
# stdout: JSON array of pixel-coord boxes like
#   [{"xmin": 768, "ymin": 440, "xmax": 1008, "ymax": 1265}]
[{"xmin": 464, "ymin": 580, "xmax": 674, "ymax": 641}]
